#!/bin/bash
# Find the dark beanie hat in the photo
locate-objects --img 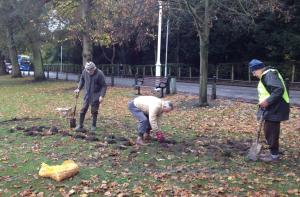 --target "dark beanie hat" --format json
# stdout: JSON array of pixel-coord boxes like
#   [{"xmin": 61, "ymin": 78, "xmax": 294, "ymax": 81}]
[{"xmin": 248, "ymin": 59, "xmax": 265, "ymax": 72}]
